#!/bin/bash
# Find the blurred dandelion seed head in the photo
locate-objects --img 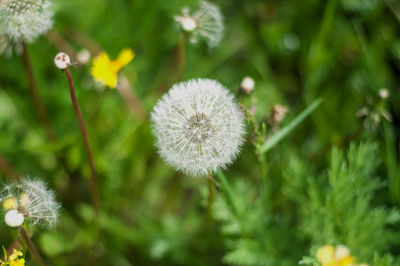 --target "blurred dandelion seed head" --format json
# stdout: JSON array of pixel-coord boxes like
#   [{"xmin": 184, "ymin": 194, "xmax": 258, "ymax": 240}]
[
  {"xmin": 0, "ymin": 178, "xmax": 60, "ymax": 228},
  {"xmin": 0, "ymin": 0, "xmax": 53, "ymax": 43},
  {"xmin": 240, "ymin": 76, "xmax": 255, "ymax": 94},
  {"xmin": 54, "ymin": 52, "xmax": 71, "ymax": 69},
  {"xmin": 151, "ymin": 78, "xmax": 245, "ymax": 177},
  {"xmin": 378, "ymin": 88, "xmax": 389, "ymax": 100},
  {"xmin": 175, "ymin": 1, "xmax": 223, "ymax": 48}
]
